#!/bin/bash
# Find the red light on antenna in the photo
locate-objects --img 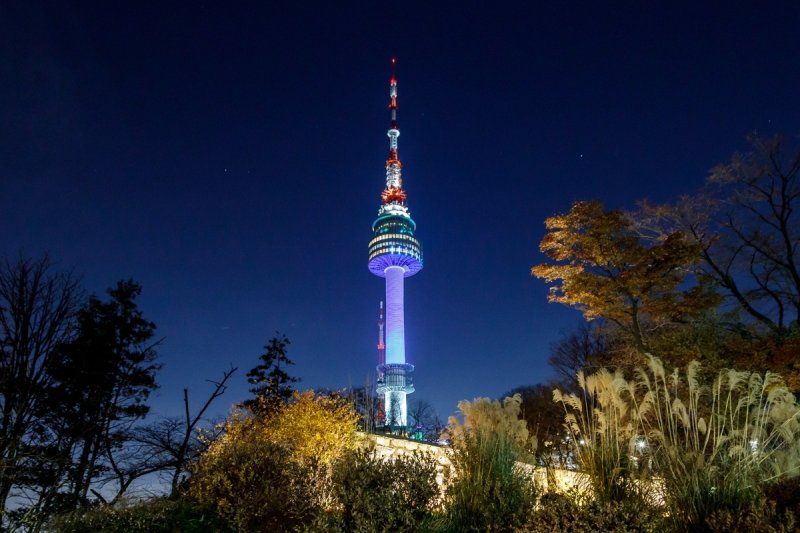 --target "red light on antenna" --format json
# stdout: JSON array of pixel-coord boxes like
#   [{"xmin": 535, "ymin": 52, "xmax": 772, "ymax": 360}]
[{"xmin": 391, "ymin": 57, "xmax": 396, "ymax": 64}]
